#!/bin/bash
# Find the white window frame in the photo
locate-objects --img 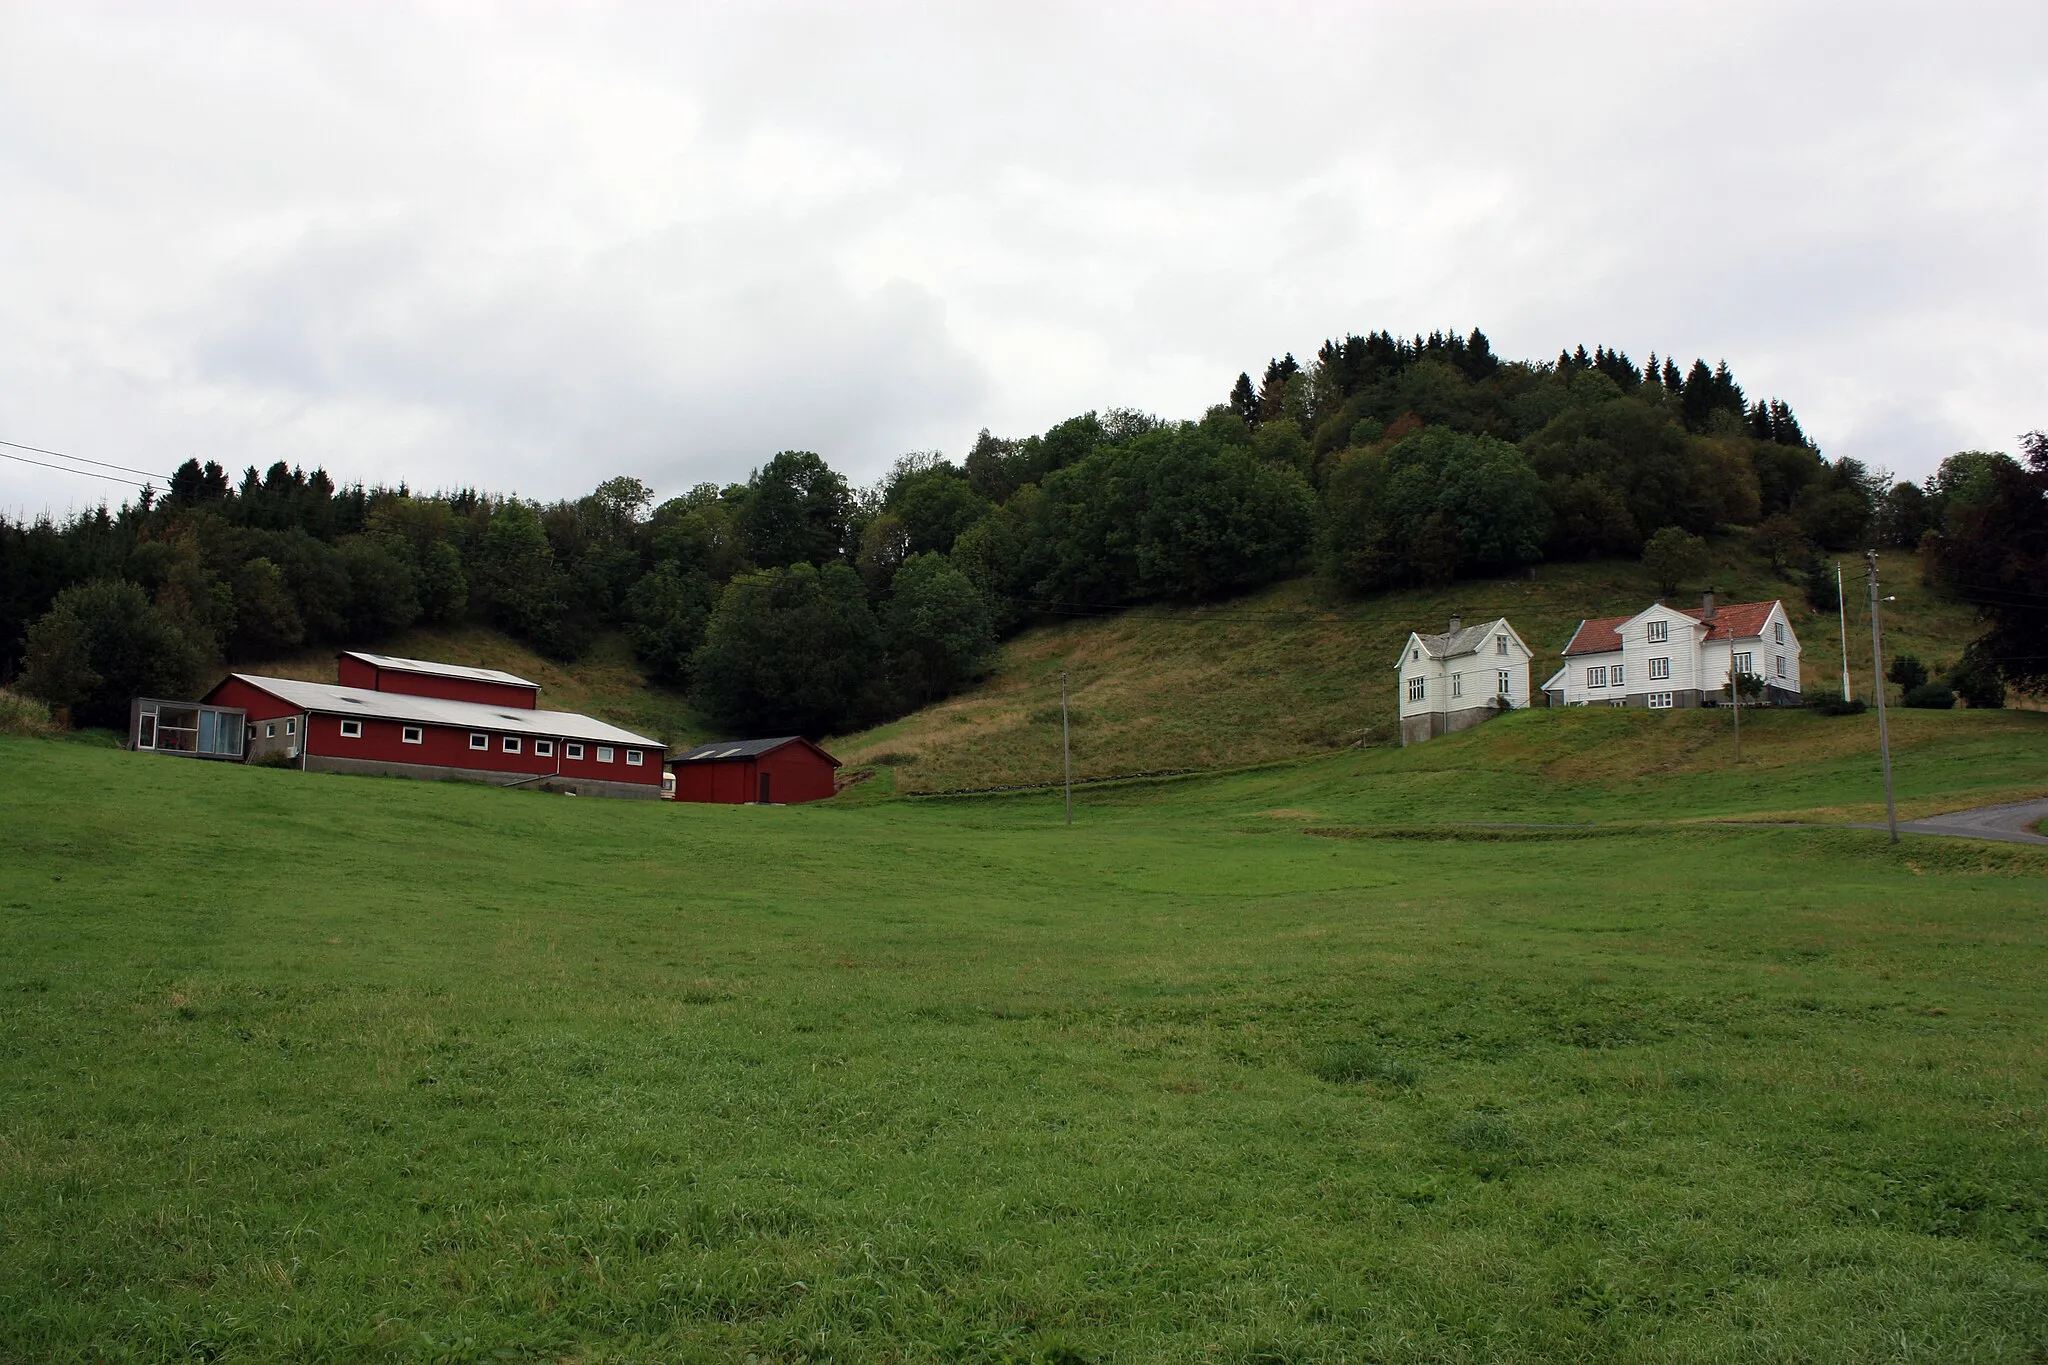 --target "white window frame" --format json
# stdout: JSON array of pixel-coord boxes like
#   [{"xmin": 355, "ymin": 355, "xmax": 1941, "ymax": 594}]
[
  {"xmin": 1733, "ymin": 651, "xmax": 1753, "ymax": 676},
  {"xmin": 402, "ymin": 725, "xmax": 423, "ymax": 745},
  {"xmin": 1586, "ymin": 666, "xmax": 1607, "ymax": 688},
  {"xmin": 535, "ymin": 739, "xmax": 554, "ymax": 758},
  {"xmin": 1451, "ymin": 673, "xmax": 1463, "ymax": 699},
  {"xmin": 339, "ymin": 719, "xmax": 362, "ymax": 739},
  {"xmin": 1647, "ymin": 619, "xmax": 1669, "ymax": 644},
  {"xmin": 1497, "ymin": 670, "xmax": 1511, "ymax": 696},
  {"xmin": 1647, "ymin": 691, "xmax": 1674, "ymax": 710},
  {"xmin": 596, "ymin": 746, "xmax": 615, "ymax": 763},
  {"xmin": 1648, "ymin": 657, "xmax": 1670, "ymax": 680},
  {"xmin": 503, "ymin": 736, "xmax": 521, "ymax": 754},
  {"xmin": 1496, "ymin": 634, "xmax": 1509, "ymax": 656},
  {"xmin": 1774, "ymin": 622, "xmax": 1786, "ymax": 645},
  {"xmin": 626, "ymin": 749, "xmax": 643, "ymax": 766},
  {"xmin": 566, "ymin": 742, "xmax": 584, "ymax": 760},
  {"xmin": 470, "ymin": 732, "xmax": 489, "ymax": 751},
  {"xmin": 284, "ymin": 718, "xmax": 296, "ymax": 736},
  {"xmin": 1407, "ymin": 676, "xmax": 1425, "ymax": 703},
  {"xmin": 265, "ymin": 722, "xmax": 276, "ymax": 738},
  {"xmin": 1612, "ymin": 664, "xmax": 1624, "ymax": 686}
]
